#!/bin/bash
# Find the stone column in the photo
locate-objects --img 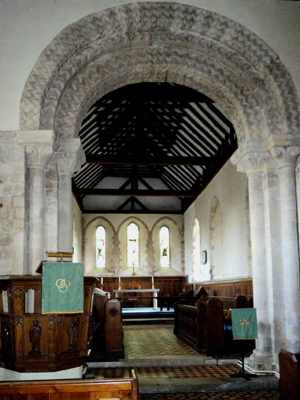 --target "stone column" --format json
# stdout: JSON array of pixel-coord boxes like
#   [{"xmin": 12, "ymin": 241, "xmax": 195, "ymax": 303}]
[
  {"xmin": 271, "ymin": 146, "xmax": 300, "ymax": 353},
  {"xmin": 17, "ymin": 131, "xmax": 55, "ymax": 274},
  {"xmin": 56, "ymin": 139, "xmax": 85, "ymax": 254},
  {"xmin": 233, "ymin": 150, "xmax": 275, "ymax": 370}
]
